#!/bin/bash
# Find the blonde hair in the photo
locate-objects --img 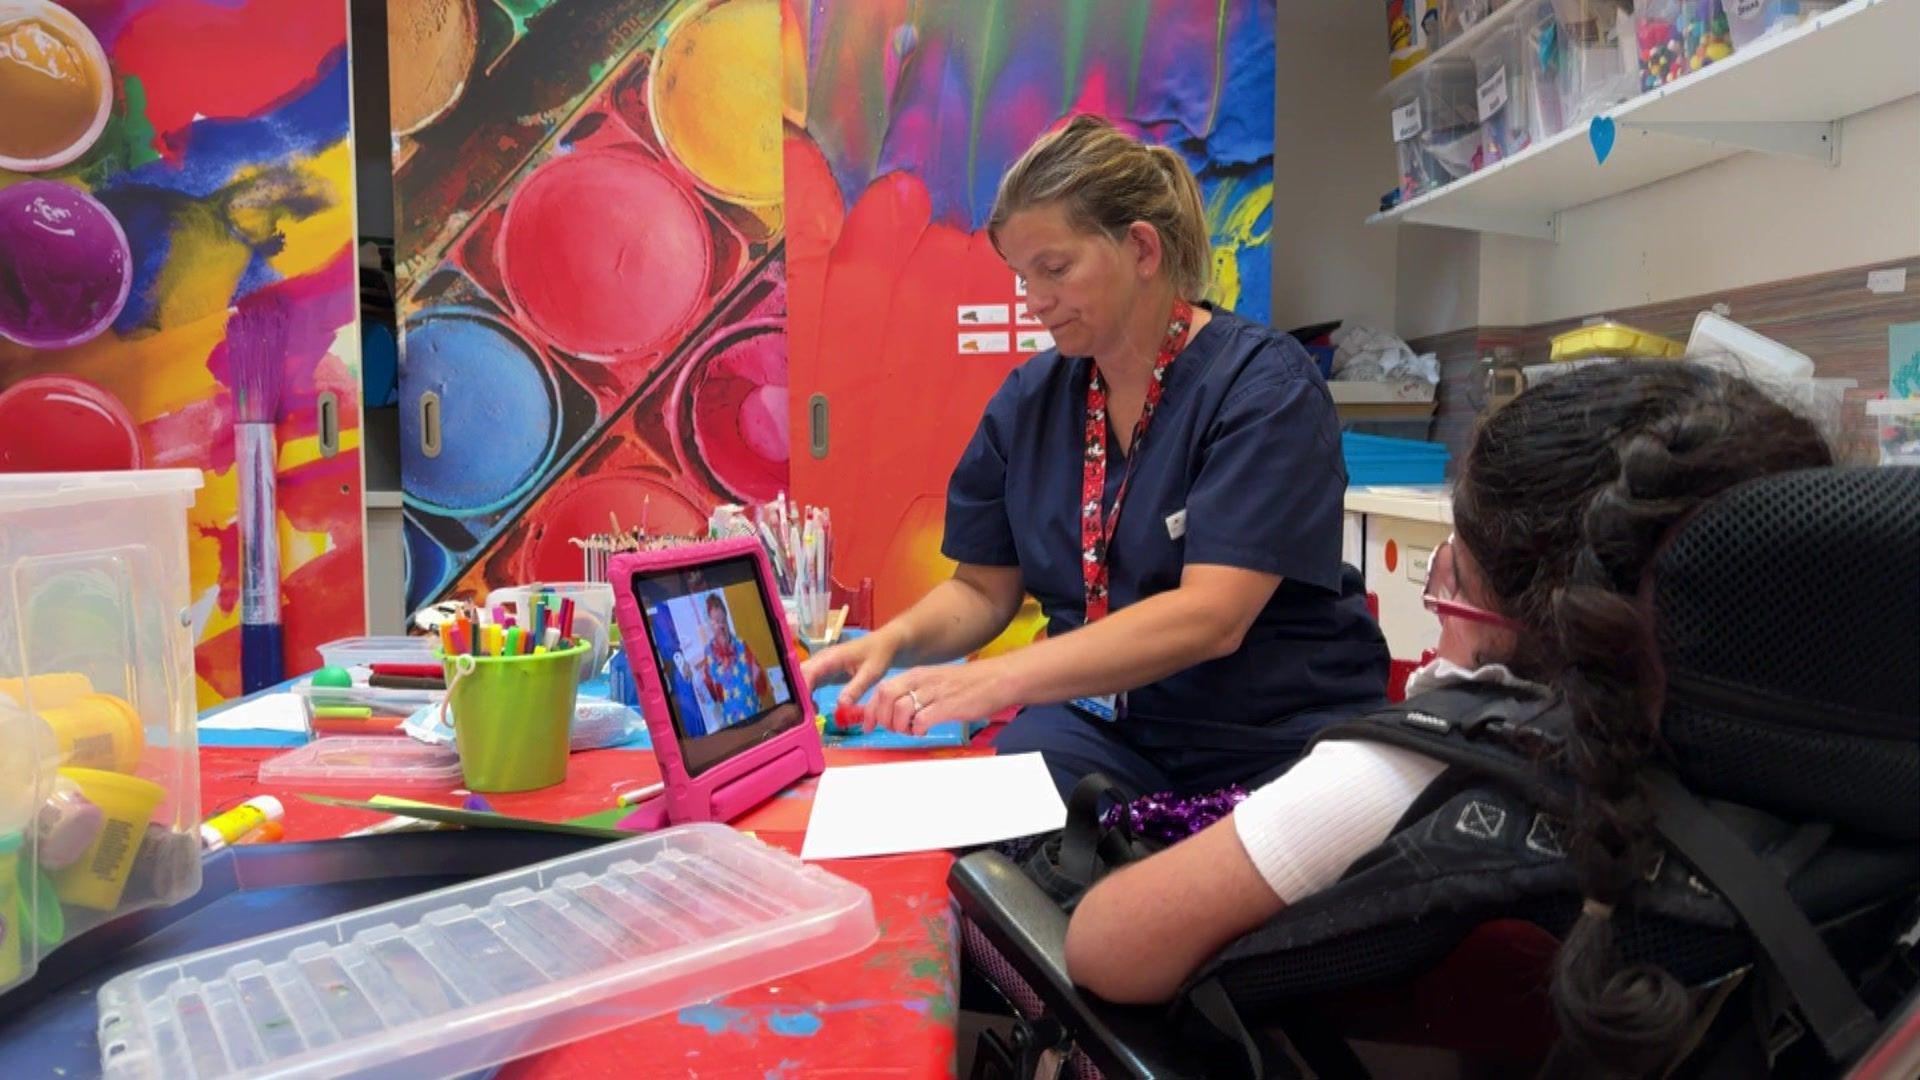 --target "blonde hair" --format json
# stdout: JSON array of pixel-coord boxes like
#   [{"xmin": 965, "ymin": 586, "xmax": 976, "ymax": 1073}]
[{"xmin": 988, "ymin": 115, "xmax": 1212, "ymax": 299}]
